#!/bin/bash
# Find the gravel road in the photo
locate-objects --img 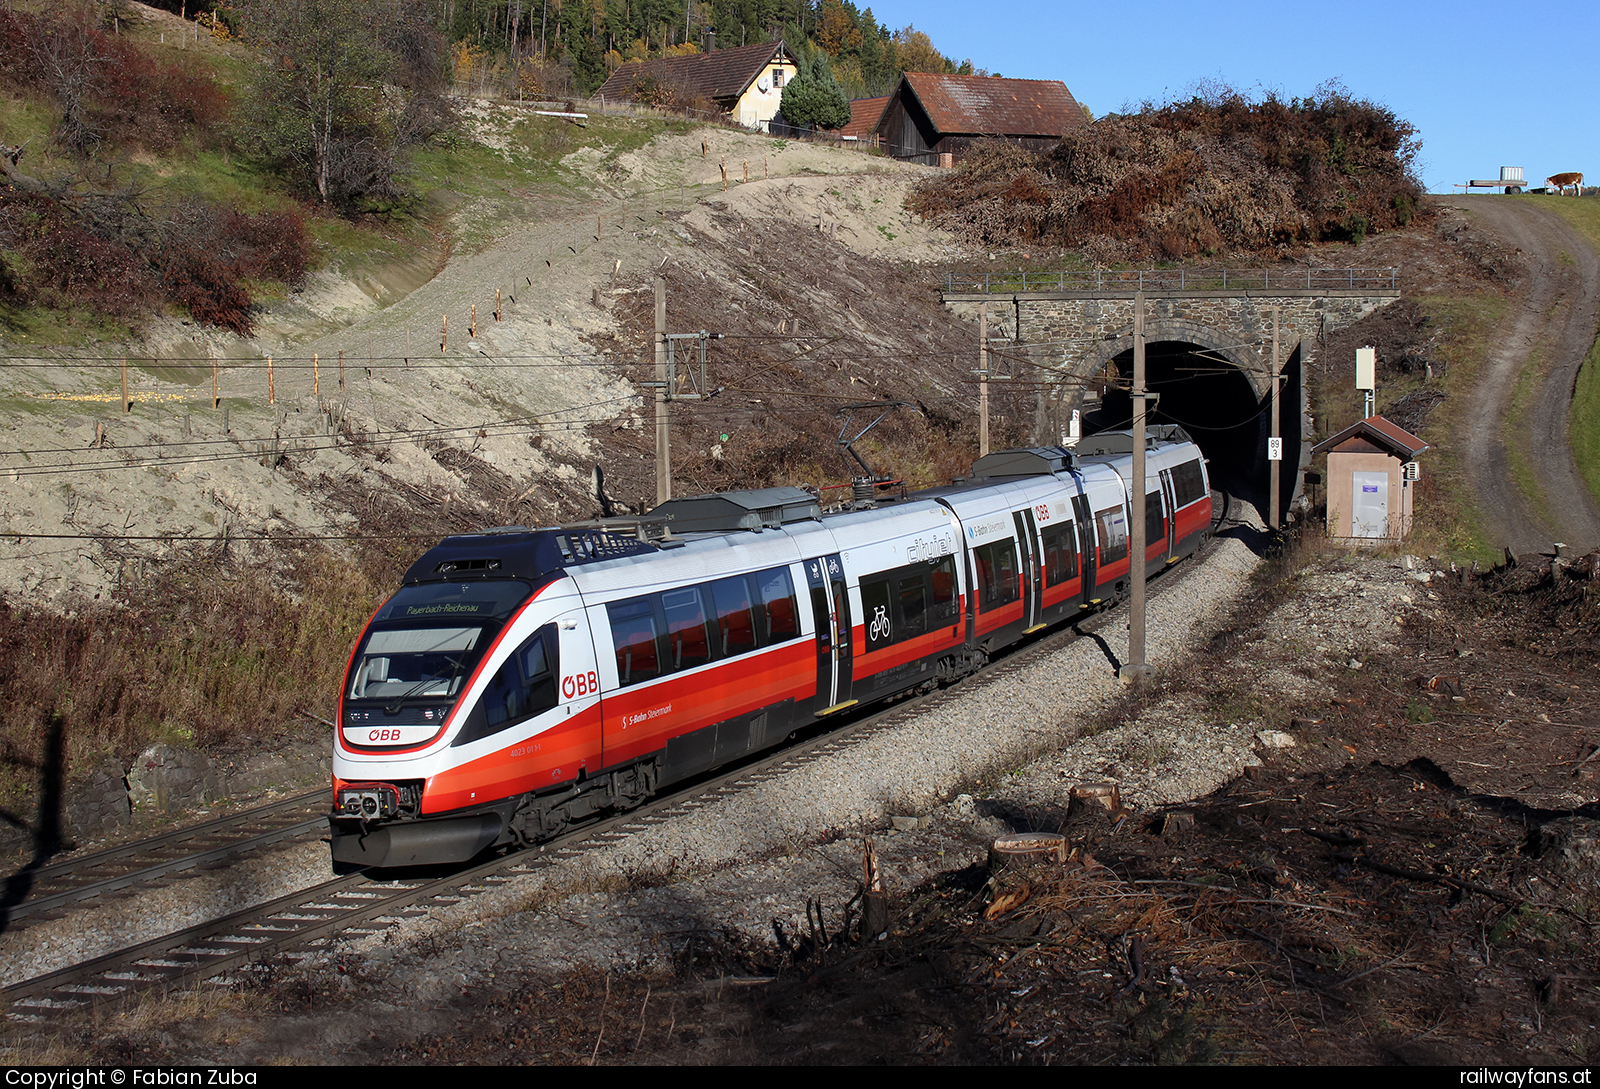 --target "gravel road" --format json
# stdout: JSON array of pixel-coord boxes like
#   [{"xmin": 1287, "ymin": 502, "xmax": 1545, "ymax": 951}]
[{"xmin": 1441, "ymin": 196, "xmax": 1600, "ymax": 555}]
